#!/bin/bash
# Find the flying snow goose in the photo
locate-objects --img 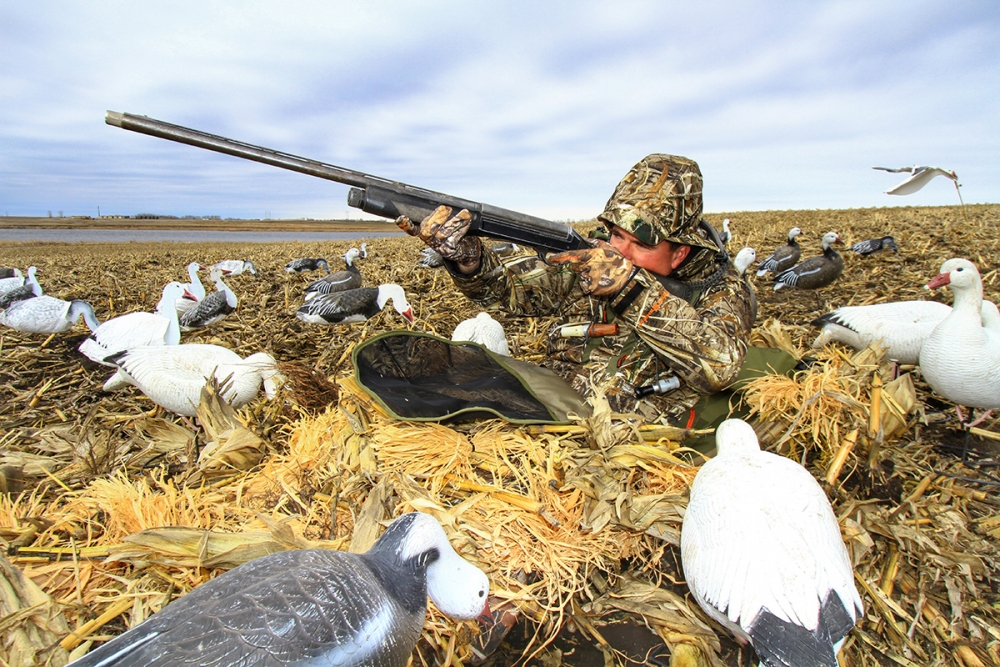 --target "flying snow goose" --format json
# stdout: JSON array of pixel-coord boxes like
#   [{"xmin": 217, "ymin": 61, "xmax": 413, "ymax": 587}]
[
  {"xmin": 773, "ymin": 232, "xmax": 844, "ymax": 291},
  {"xmin": 0, "ymin": 266, "xmax": 42, "ymax": 309},
  {"xmin": 919, "ymin": 258, "xmax": 1000, "ymax": 435},
  {"xmin": 0, "ymin": 297, "xmax": 100, "ymax": 334},
  {"xmin": 107, "ymin": 344, "xmax": 281, "ymax": 417},
  {"xmin": 452, "ymin": 312, "xmax": 510, "ymax": 356},
  {"xmin": 681, "ymin": 419, "xmax": 864, "ymax": 667},
  {"xmin": 811, "ymin": 298, "xmax": 1000, "ymax": 365},
  {"xmin": 179, "ymin": 269, "xmax": 237, "ymax": 331},
  {"xmin": 175, "ymin": 262, "xmax": 206, "ymax": 316},
  {"xmin": 304, "ymin": 249, "xmax": 362, "ymax": 297},
  {"xmin": 285, "ymin": 257, "xmax": 330, "ymax": 274},
  {"xmin": 79, "ymin": 282, "xmax": 188, "ymax": 390},
  {"xmin": 873, "ymin": 165, "xmax": 963, "ymax": 204},
  {"xmin": 850, "ymin": 236, "xmax": 898, "ymax": 256},
  {"xmin": 755, "ymin": 228, "xmax": 801, "ymax": 277},
  {"xmin": 210, "ymin": 259, "xmax": 257, "ymax": 276},
  {"xmin": 65, "ymin": 511, "xmax": 490, "ymax": 667},
  {"xmin": 296, "ymin": 284, "xmax": 414, "ymax": 325}
]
